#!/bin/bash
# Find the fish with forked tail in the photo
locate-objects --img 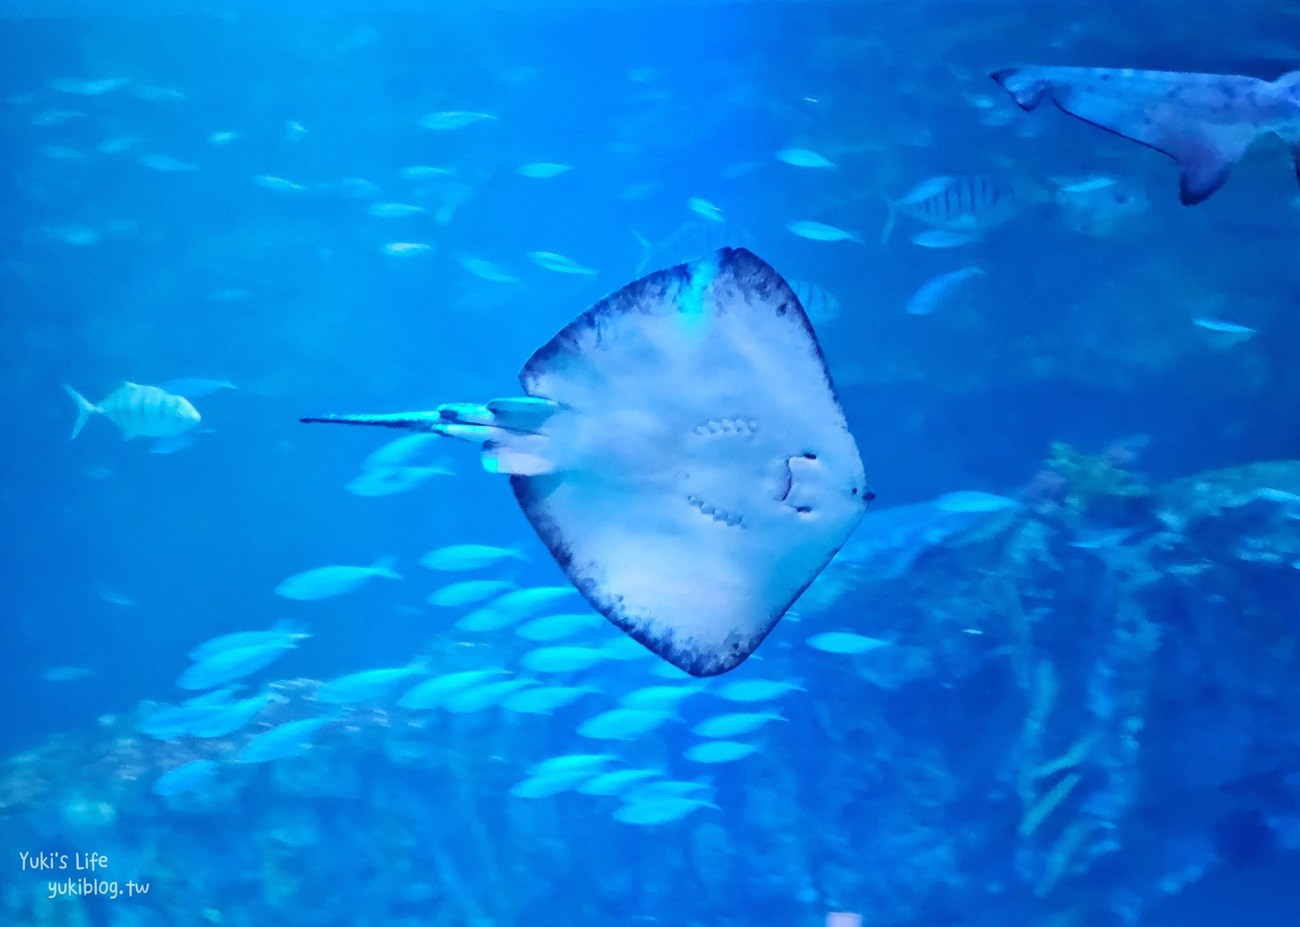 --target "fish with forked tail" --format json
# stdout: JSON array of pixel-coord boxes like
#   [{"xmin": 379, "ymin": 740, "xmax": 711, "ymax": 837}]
[
  {"xmin": 990, "ymin": 65, "xmax": 1300, "ymax": 205},
  {"xmin": 883, "ymin": 174, "xmax": 1041, "ymax": 244},
  {"xmin": 64, "ymin": 382, "xmax": 200, "ymax": 441}
]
